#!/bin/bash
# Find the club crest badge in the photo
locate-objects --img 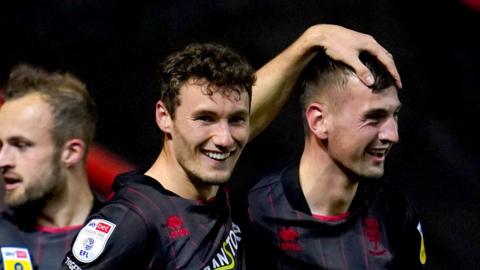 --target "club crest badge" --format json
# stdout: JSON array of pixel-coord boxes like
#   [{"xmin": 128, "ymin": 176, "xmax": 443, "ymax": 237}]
[{"xmin": 72, "ymin": 219, "xmax": 116, "ymax": 263}]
